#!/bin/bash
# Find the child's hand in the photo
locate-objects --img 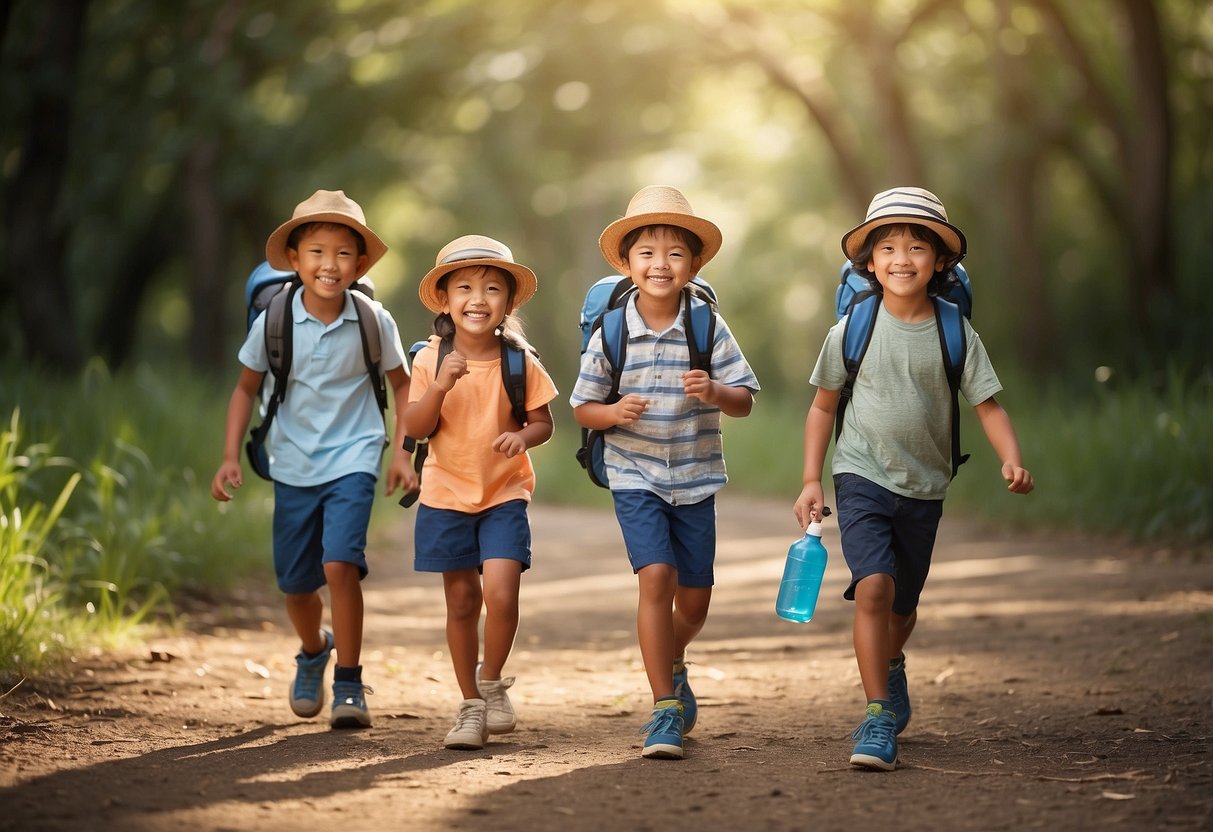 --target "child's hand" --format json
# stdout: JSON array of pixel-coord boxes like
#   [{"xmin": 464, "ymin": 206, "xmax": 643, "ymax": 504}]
[
  {"xmin": 683, "ymin": 369, "xmax": 716, "ymax": 404},
  {"xmin": 434, "ymin": 352, "xmax": 469, "ymax": 391},
  {"xmin": 1003, "ymin": 463, "xmax": 1034, "ymax": 494},
  {"xmin": 612, "ymin": 394, "xmax": 649, "ymax": 427},
  {"xmin": 492, "ymin": 431, "xmax": 527, "ymax": 459},
  {"xmin": 211, "ymin": 461, "xmax": 243, "ymax": 502},
  {"xmin": 384, "ymin": 448, "xmax": 419, "ymax": 497},
  {"xmin": 792, "ymin": 482, "xmax": 826, "ymax": 531}
]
